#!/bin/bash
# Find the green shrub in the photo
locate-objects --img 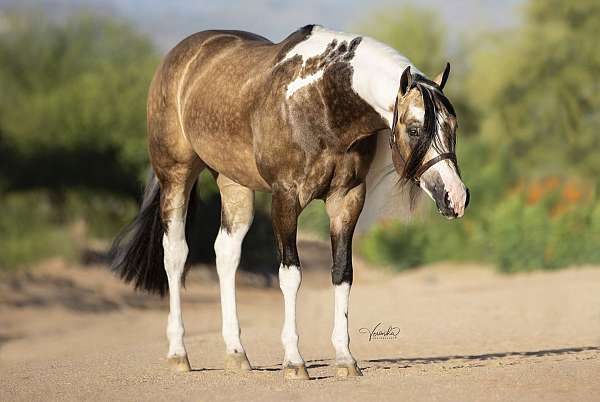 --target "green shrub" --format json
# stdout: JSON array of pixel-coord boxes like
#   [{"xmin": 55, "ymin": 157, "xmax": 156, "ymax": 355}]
[
  {"xmin": 63, "ymin": 191, "xmax": 138, "ymax": 238},
  {"xmin": 0, "ymin": 192, "xmax": 78, "ymax": 270},
  {"xmin": 357, "ymin": 175, "xmax": 600, "ymax": 273},
  {"xmin": 298, "ymin": 200, "xmax": 330, "ymax": 239},
  {"xmin": 0, "ymin": 190, "xmax": 138, "ymax": 271}
]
